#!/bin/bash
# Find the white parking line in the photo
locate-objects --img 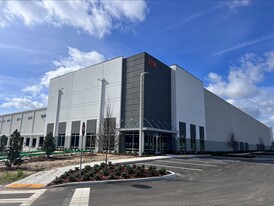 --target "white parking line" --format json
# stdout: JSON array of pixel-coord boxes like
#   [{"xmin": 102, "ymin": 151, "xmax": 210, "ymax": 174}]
[
  {"xmin": 142, "ymin": 163, "xmax": 204, "ymax": 172},
  {"xmin": 158, "ymin": 160, "xmax": 217, "ymax": 167},
  {"xmin": 0, "ymin": 198, "xmax": 27, "ymax": 204},
  {"xmin": 20, "ymin": 189, "xmax": 47, "ymax": 206},
  {"xmin": 174, "ymin": 158, "xmax": 228, "ymax": 165},
  {"xmin": 69, "ymin": 188, "xmax": 90, "ymax": 206}
]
